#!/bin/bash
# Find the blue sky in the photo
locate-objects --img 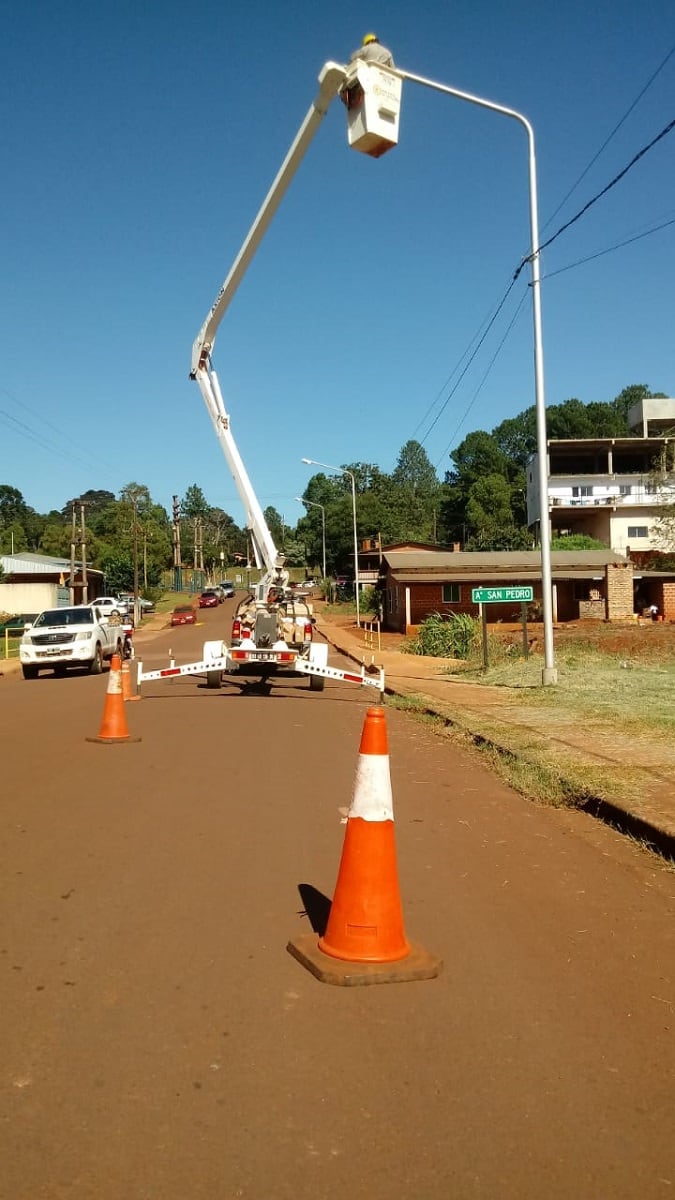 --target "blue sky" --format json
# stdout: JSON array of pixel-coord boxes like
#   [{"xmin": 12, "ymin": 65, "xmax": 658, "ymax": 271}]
[{"xmin": 2, "ymin": 0, "xmax": 674, "ymax": 530}]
